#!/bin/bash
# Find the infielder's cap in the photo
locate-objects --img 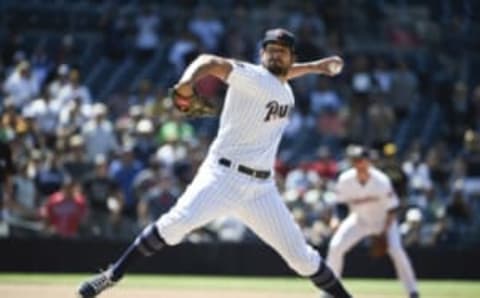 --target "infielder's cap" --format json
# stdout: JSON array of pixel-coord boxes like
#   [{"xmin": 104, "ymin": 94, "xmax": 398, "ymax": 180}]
[
  {"xmin": 262, "ymin": 28, "xmax": 295, "ymax": 50},
  {"xmin": 346, "ymin": 145, "xmax": 370, "ymax": 160}
]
